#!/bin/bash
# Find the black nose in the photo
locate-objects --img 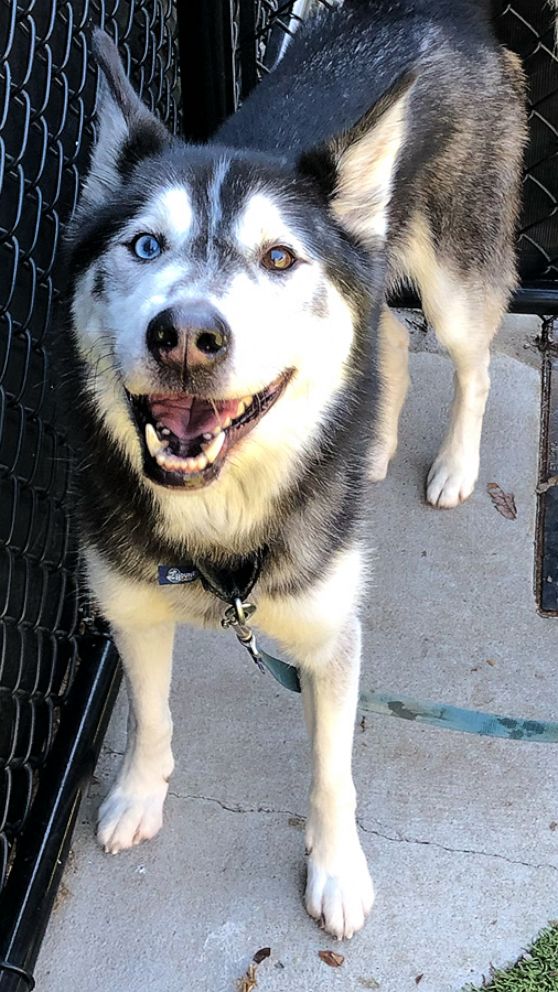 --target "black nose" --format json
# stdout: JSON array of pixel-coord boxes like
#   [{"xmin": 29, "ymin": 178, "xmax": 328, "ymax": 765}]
[{"xmin": 146, "ymin": 303, "xmax": 230, "ymax": 372}]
